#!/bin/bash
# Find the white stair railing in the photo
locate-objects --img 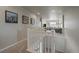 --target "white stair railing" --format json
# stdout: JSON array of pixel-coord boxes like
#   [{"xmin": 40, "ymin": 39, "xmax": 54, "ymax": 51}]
[
  {"xmin": 43, "ymin": 30, "xmax": 55, "ymax": 53},
  {"xmin": 27, "ymin": 28, "xmax": 55, "ymax": 53}
]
